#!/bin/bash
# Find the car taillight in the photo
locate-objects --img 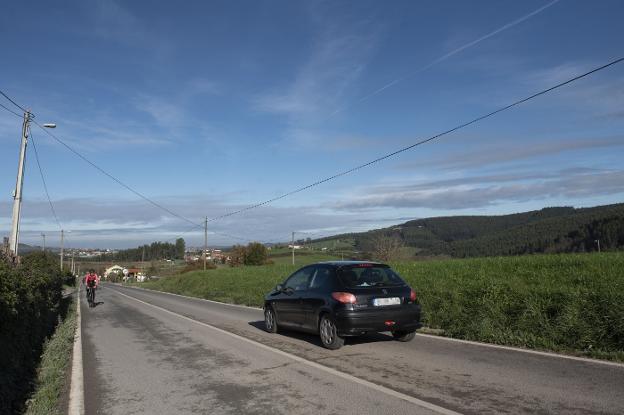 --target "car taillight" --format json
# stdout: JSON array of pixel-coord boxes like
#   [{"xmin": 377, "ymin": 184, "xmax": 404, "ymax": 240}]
[
  {"xmin": 332, "ymin": 292, "xmax": 357, "ymax": 304},
  {"xmin": 410, "ymin": 289, "xmax": 417, "ymax": 302}
]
